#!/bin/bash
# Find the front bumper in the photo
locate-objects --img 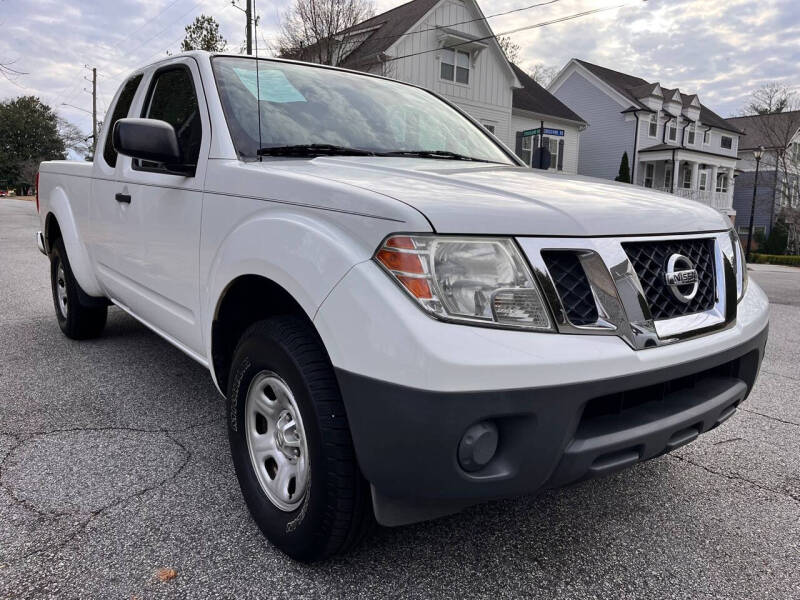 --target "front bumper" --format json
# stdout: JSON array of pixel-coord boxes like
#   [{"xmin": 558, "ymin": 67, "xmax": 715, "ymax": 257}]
[
  {"xmin": 315, "ymin": 260, "xmax": 770, "ymax": 526},
  {"xmin": 336, "ymin": 324, "xmax": 767, "ymax": 526}
]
